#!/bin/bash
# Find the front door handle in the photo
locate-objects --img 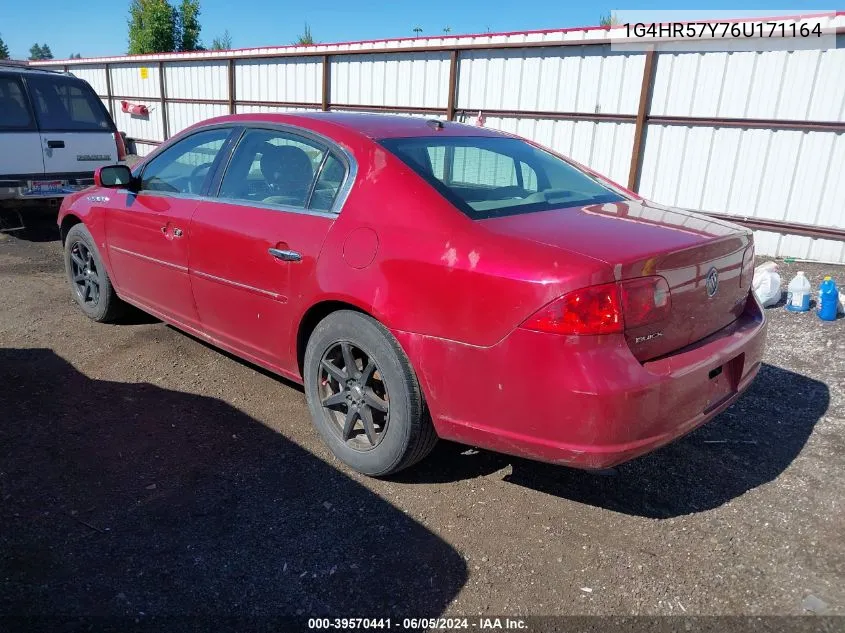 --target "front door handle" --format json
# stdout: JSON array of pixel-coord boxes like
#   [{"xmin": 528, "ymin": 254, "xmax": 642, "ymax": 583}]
[
  {"xmin": 268, "ymin": 248, "xmax": 302, "ymax": 262},
  {"xmin": 46, "ymin": 140, "xmax": 65, "ymax": 149}
]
